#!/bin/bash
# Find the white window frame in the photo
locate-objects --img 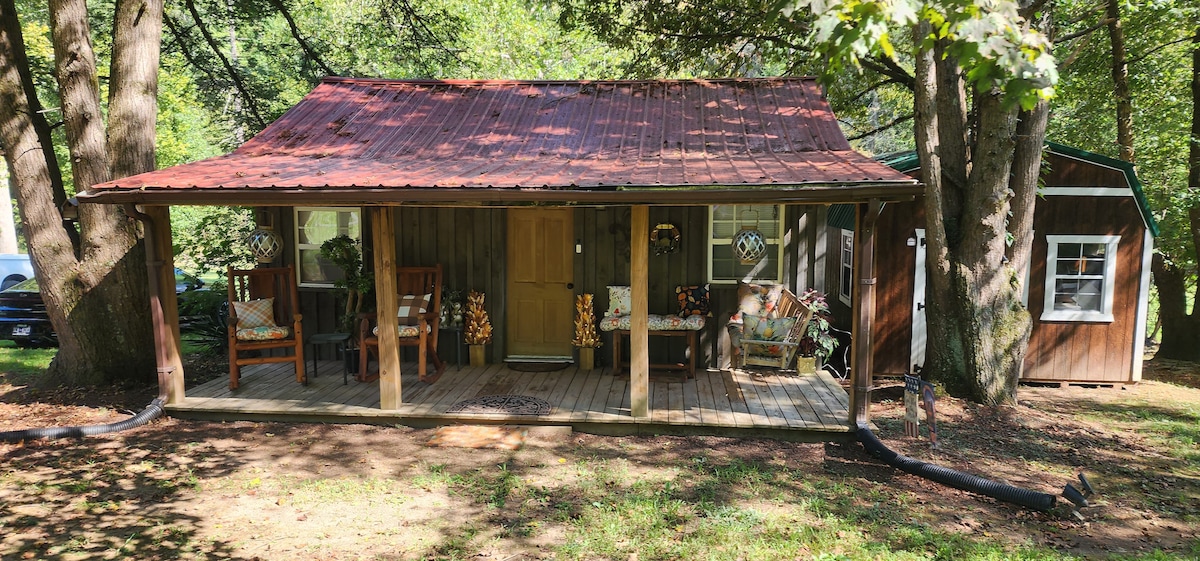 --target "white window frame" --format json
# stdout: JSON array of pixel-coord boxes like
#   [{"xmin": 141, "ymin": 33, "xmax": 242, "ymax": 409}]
[
  {"xmin": 839, "ymin": 229, "xmax": 853, "ymax": 306},
  {"xmin": 1041, "ymin": 234, "xmax": 1119, "ymax": 323},
  {"xmin": 707, "ymin": 204, "xmax": 786, "ymax": 284},
  {"xmin": 294, "ymin": 206, "xmax": 363, "ymax": 288}
]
